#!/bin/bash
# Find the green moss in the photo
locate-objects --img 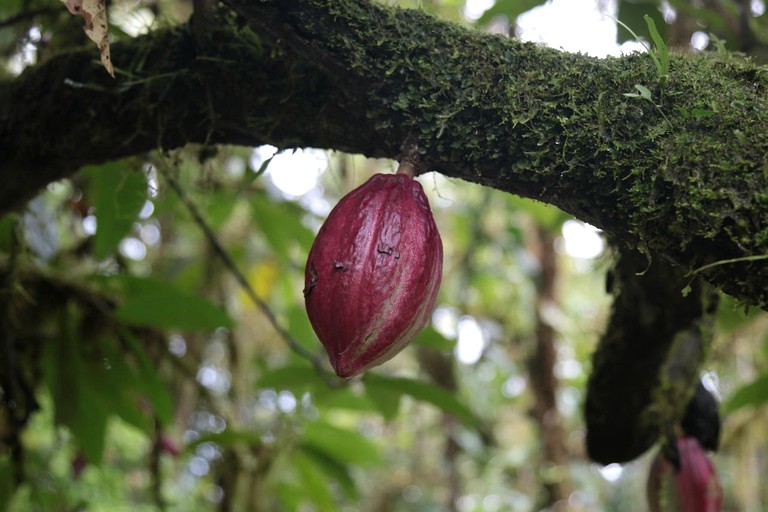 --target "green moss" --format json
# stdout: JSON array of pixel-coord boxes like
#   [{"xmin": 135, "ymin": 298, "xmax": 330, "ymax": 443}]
[{"xmin": 275, "ymin": 1, "xmax": 768, "ymax": 308}]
